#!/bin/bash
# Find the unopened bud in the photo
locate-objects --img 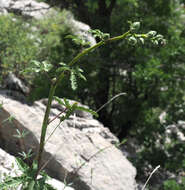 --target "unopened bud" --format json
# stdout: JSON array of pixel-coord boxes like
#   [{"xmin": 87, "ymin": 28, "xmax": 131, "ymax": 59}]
[
  {"xmin": 131, "ymin": 22, "xmax": 140, "ymax": 31},
  {"xmin": 128, "ymin": 36, "xmax": 137, "ymax": 45},
  {"xmin": 52, "ymin": 77, "xmax": 57, "ymax": 84},
  {"xmin": 147, "ymin": 31, "xmax": 157, "ymax": 38}
]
